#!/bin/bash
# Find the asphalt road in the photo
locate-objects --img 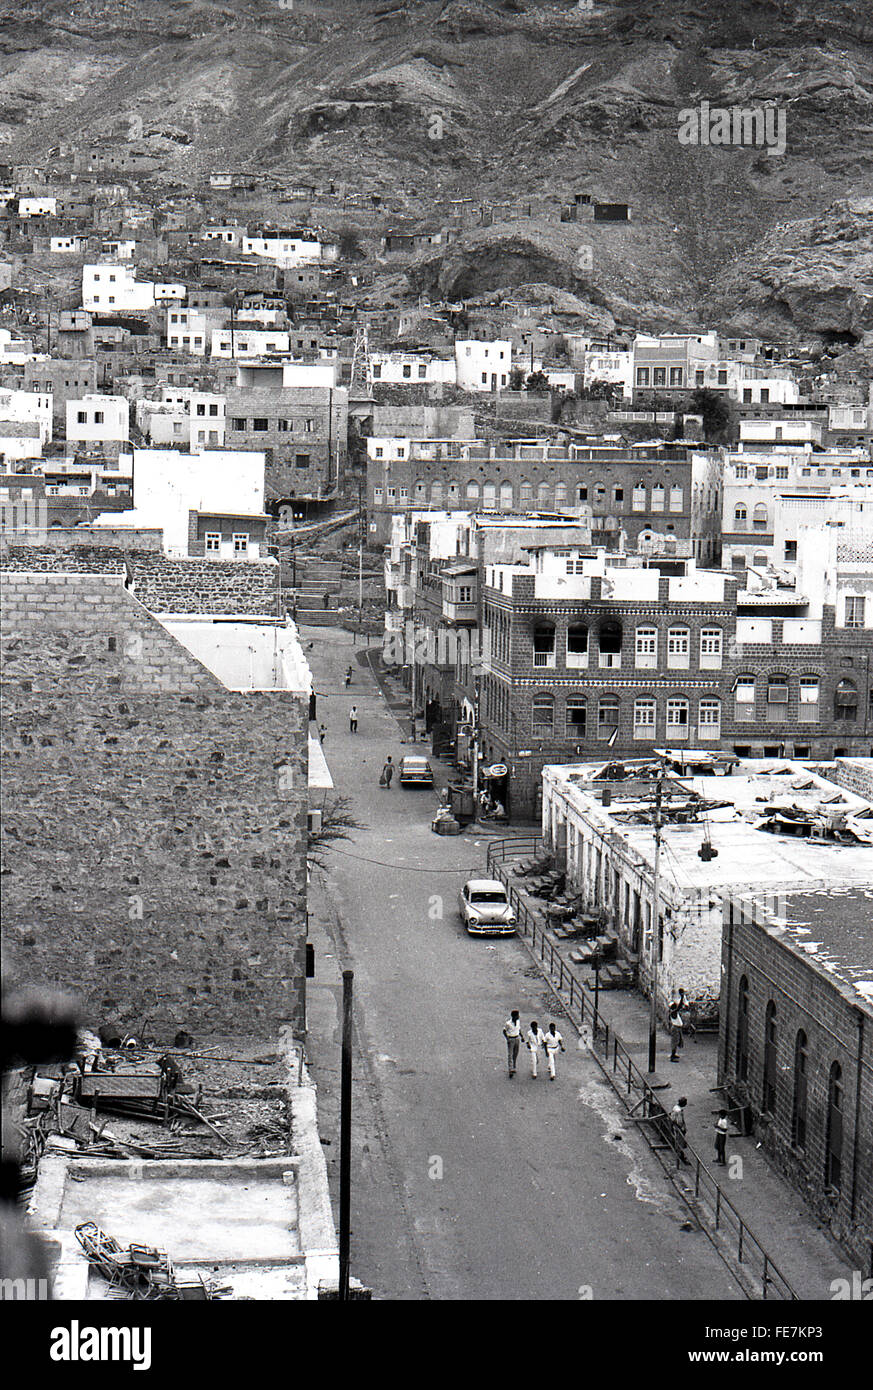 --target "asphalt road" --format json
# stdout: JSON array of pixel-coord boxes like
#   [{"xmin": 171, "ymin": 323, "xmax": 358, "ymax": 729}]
[{"xmin": 305, "ymin": 627, "xmax": 742, "ymax": 1301}]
